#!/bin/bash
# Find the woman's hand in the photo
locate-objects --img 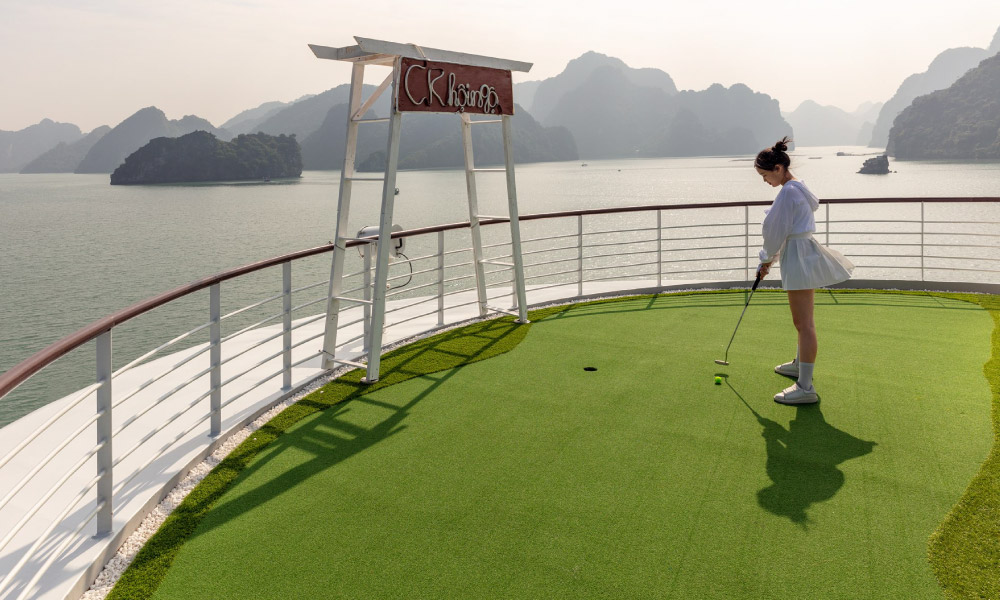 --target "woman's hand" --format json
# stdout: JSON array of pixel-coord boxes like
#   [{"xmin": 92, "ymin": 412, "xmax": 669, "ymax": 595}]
[{"xmin": 758, "ymin": 262, "xmax": 771, "ymax": 278}]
